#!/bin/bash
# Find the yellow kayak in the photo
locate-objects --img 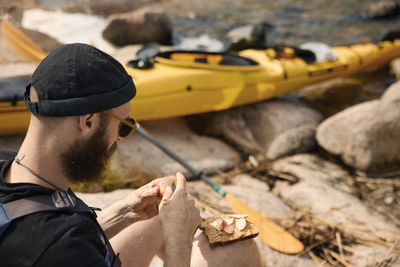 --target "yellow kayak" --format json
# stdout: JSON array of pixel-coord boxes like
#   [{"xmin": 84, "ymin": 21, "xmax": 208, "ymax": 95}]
[
  {"xmin": 1, "ymin": 20, "xmax": 400, "ymax": 135},
  {"xmin": 128, "ymin": 41, "xmax": 400, "ymax": 121}
]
